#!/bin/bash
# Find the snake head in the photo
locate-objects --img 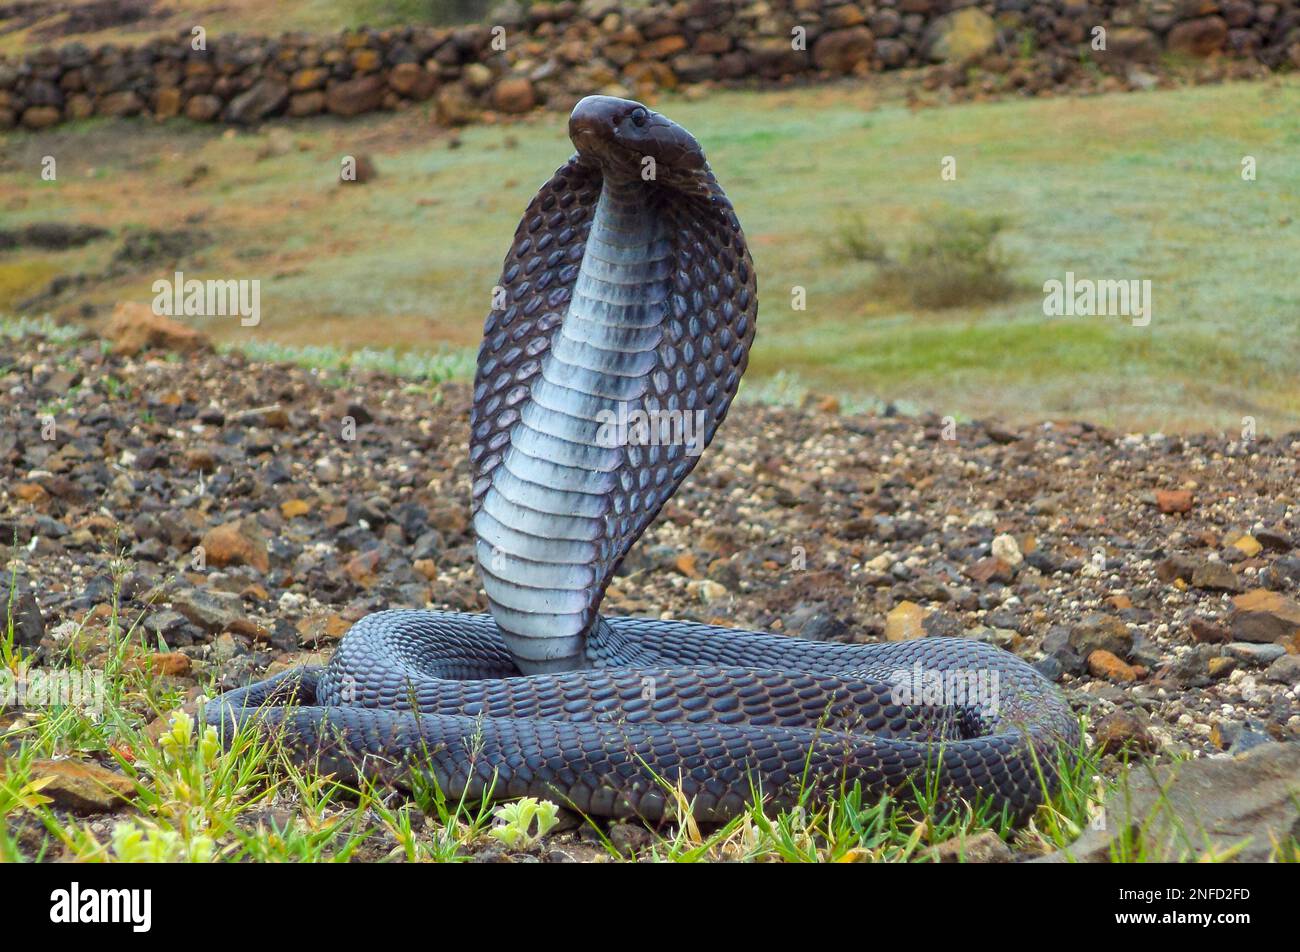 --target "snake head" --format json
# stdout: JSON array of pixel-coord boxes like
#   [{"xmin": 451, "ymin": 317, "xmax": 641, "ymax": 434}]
[{"xmin": 568, "ymin": 95, "xmax": 712, "ymax": 195}]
